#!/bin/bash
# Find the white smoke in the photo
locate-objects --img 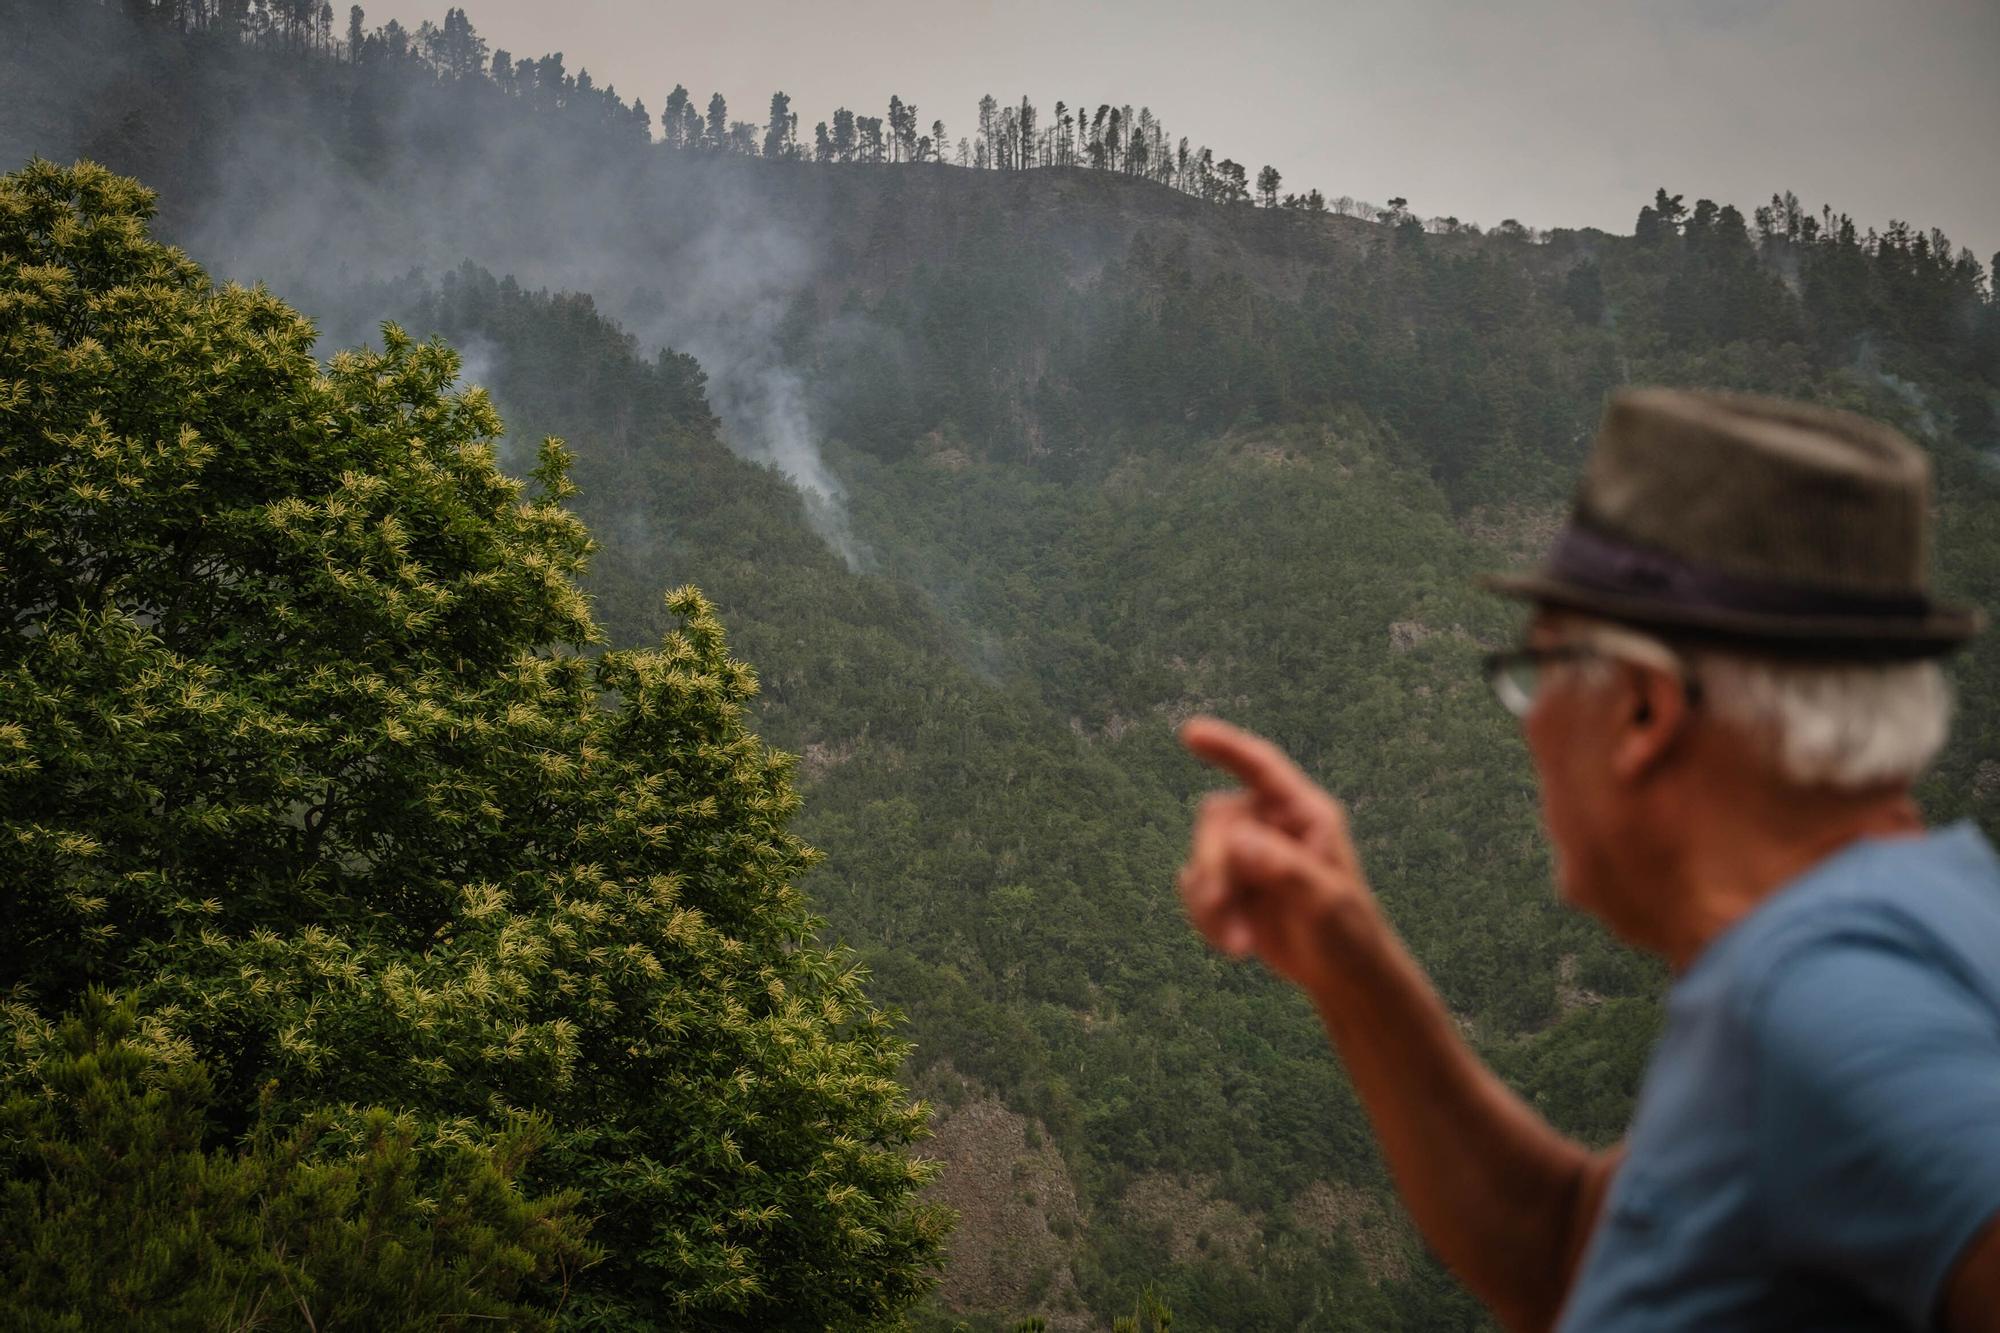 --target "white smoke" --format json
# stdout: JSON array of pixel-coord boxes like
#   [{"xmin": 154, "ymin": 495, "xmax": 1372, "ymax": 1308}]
[
  {"xmin": 1850, "ymin": 332, "xmax": 1942, "ymax": 440},
  {"xmin": 707, "ymin": 360, "xmax": 867, "ymax": 569},
  {"xmin": 450, "ymin": 333, "xmax": 499, "ymax": 392},
  {"xmin": 616, "ymin": 182, "xmax": 871, "ymax": 570},
  {"xmin": 123, "ymin": 66, "xmax": 875, "ymax": 570}
]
